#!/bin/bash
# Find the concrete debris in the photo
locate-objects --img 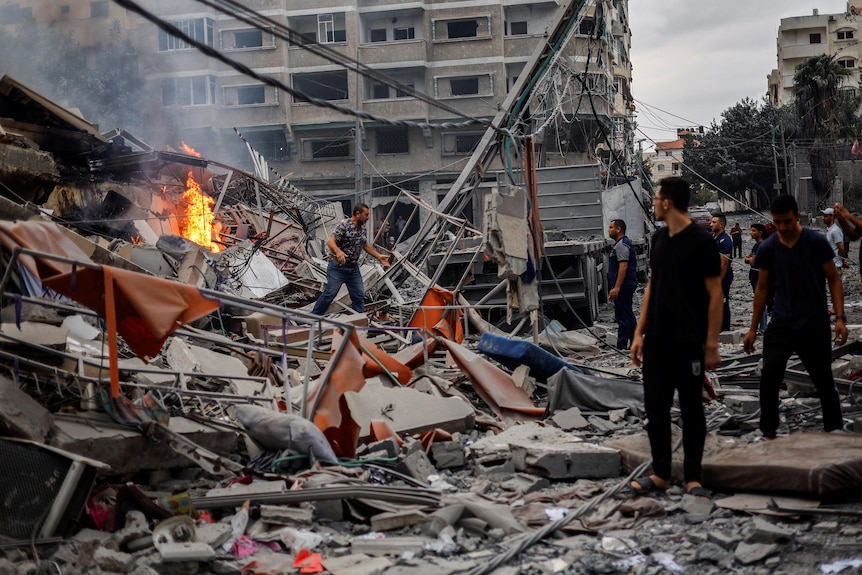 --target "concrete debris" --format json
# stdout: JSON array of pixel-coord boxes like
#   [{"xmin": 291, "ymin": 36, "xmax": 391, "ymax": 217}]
[{"xmin": 0, "ymin": 76, "xmax": 861, "ymax": 575}]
